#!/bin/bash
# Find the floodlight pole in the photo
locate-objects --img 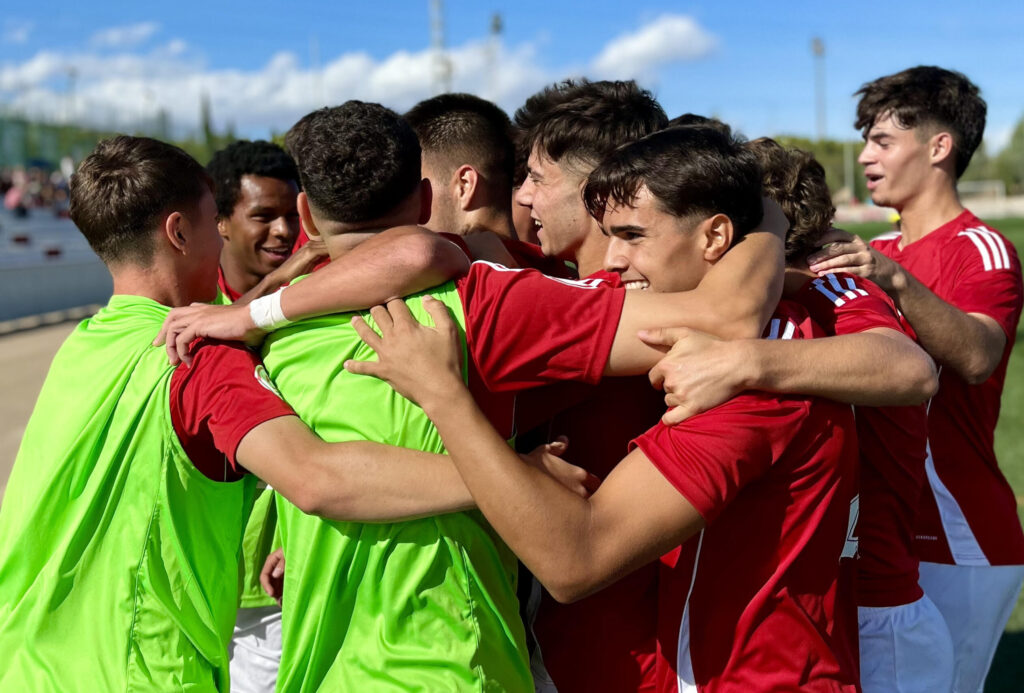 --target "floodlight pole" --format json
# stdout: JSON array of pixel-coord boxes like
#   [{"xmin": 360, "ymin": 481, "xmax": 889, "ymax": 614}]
[{"xmin": 812, "ymin": 37, "xmax": 825, "ymax": 141}]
